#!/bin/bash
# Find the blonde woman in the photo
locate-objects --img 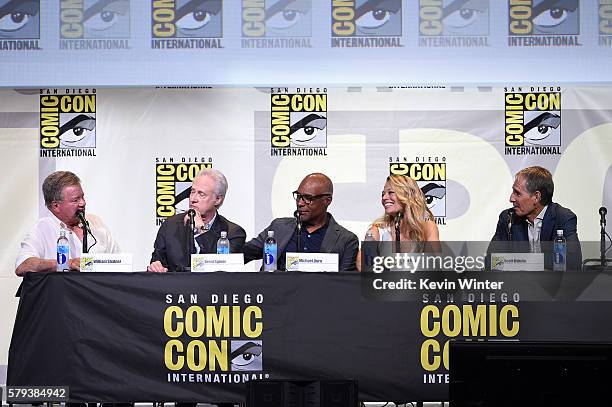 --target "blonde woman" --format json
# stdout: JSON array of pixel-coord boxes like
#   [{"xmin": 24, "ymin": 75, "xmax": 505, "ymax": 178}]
[{"xmin": 357, "ymin": 175, "xmax": 439, "ymax": 271}]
